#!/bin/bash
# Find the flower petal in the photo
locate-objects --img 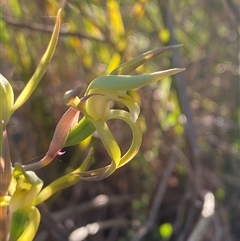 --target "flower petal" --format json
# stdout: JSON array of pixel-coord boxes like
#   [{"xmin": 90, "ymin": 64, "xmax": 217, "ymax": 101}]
[
  {"xmin": 110, "ymin": 44, "xmax": 183, "ymax": 75},
  {"xmin": 86, "ymin": 68, "xmax": 185, "ymax": 92},
  {"xmin": 66, "ymin": 116, "xmax": 96, "ymax": 147},
  {"xmin": 35, "ymin": 148, "xmax": 93, "ymax": 205},
  {"xmin": 107, "ymin": 110, "xmax": 142, "ymax": 167},
  {"xmin": 77, "ymin": 121, "xmax": 121, "ymax": 181}
]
